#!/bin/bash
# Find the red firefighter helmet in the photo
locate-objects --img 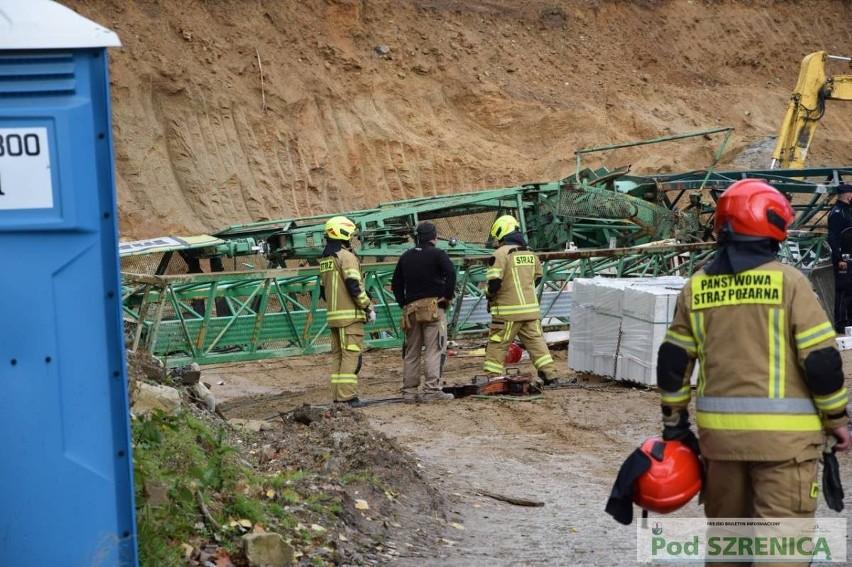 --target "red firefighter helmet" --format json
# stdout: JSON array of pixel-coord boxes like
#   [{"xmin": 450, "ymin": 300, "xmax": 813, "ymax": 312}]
[
  {"xmin": 504, "ymin": 342, "xmax": 523, "ymax": 364},
  {"xmin": 714, "ymin": 179, "xmax": 794, "ymax": 241},
  {"xmin": 633, "ymin": 437, "xmax": 702, "ymax": 514}
]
